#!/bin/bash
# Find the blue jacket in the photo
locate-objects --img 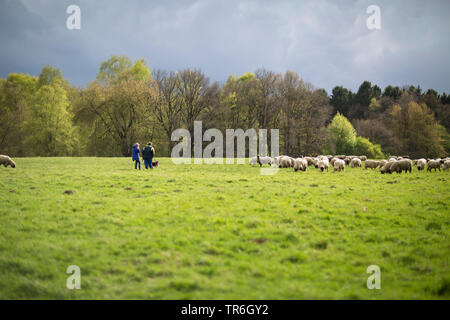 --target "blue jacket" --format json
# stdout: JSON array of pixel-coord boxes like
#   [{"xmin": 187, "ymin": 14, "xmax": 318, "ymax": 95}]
[{"xmin": 132, "ymin": 145, "xmax": 140, "ymax": 161}]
